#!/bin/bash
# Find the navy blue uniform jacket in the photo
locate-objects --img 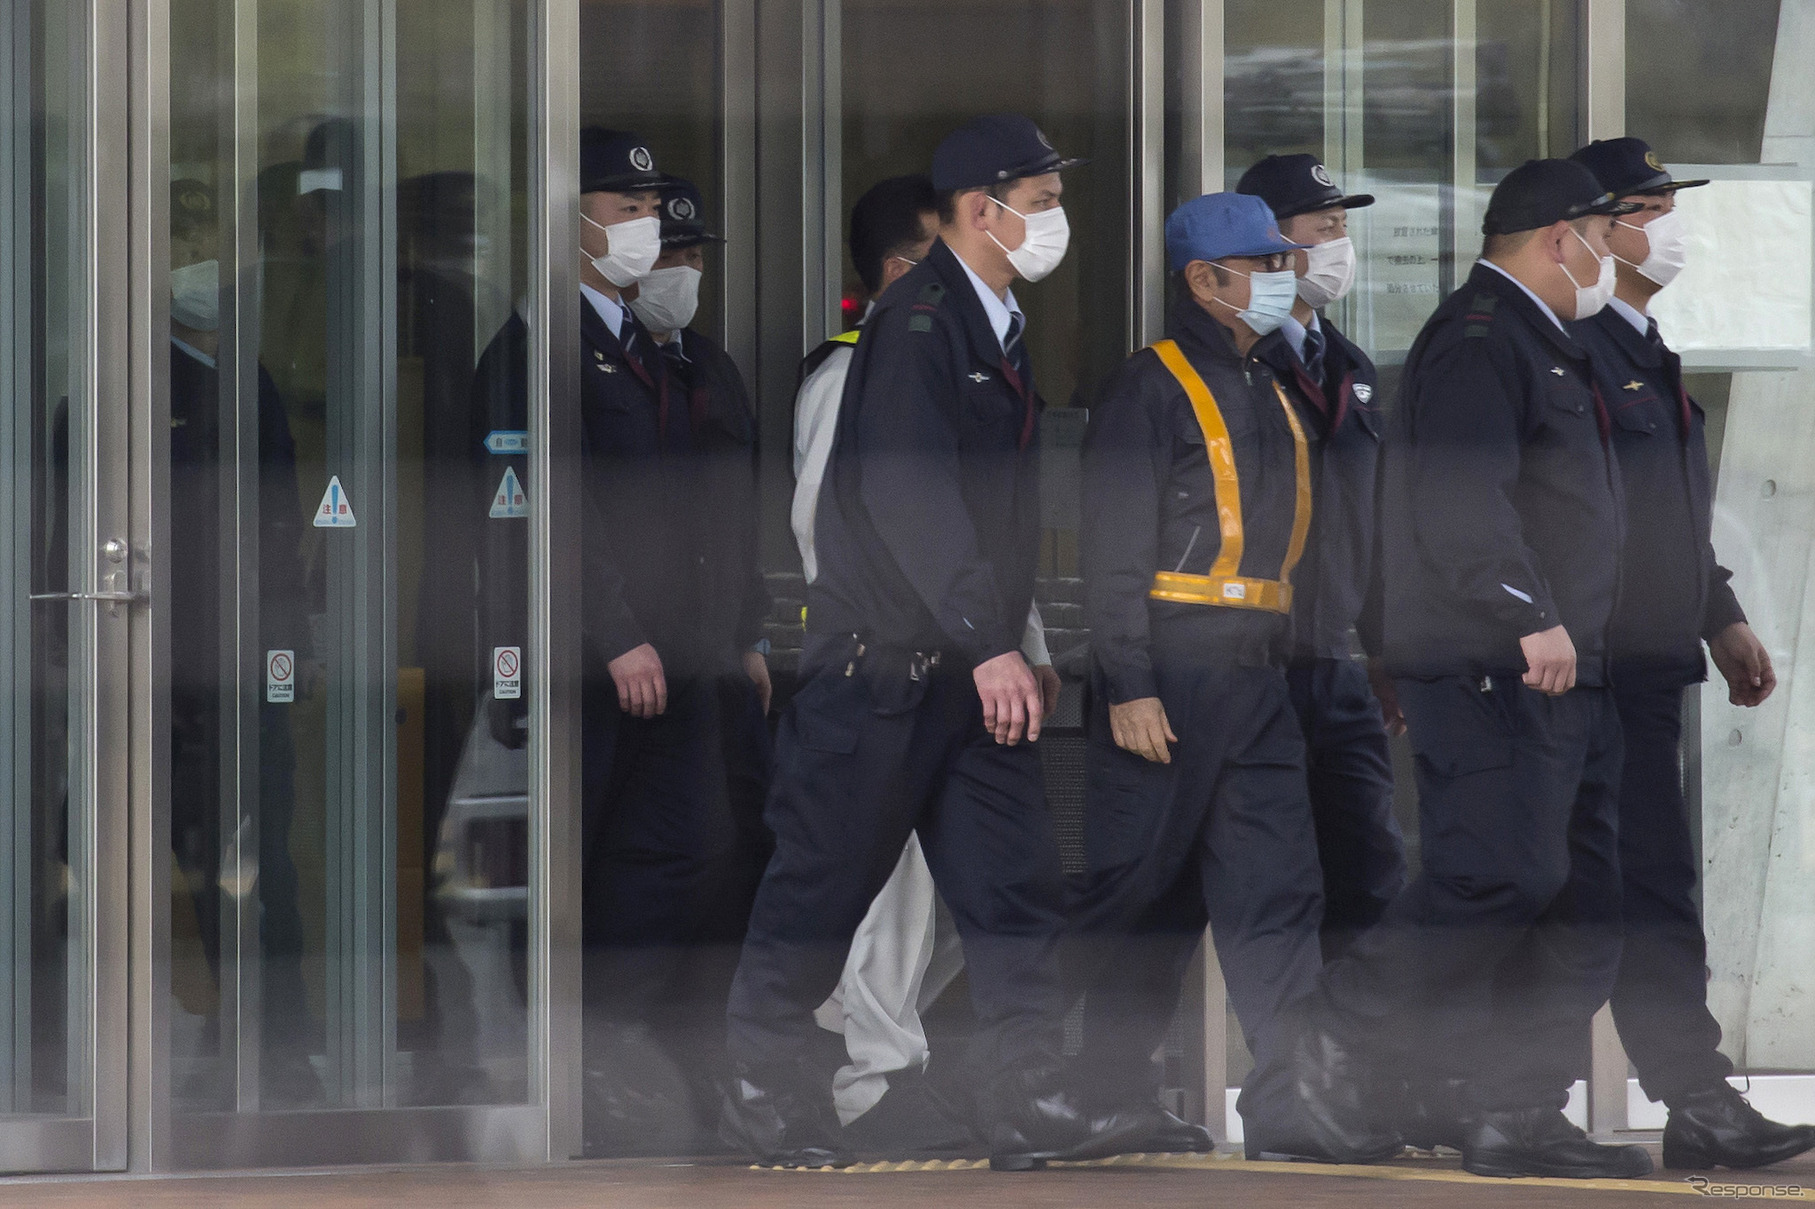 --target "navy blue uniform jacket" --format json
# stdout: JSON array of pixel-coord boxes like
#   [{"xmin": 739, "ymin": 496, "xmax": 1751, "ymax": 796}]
[
  {"xmin": 1081, "ymin": 302, "xmax": 1302, "ymax": 704},
  {"xmin": 473, "ymin": 302, "xmax": 767, "ymax": 687},
  {"xmin": 1255, "ymin": 315, "xmax": 1383, "ymax": 660},
  {"xmin": 1381, "ymin": 263, "xmax": 1625, "ymax": 683},
  {"xmin": 1571, "ymin": 308, "xmax": 1745, "ymax": 690},
  {"xmin": 808, "ymin": 239, "xmax": 1041, "ymax": 666}
]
